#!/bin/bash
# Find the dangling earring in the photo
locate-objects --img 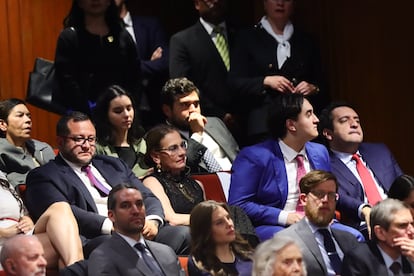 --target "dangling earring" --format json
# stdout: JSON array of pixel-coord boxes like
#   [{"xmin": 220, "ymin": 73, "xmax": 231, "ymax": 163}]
[{"xmin": 156, "ymin": 163, "xmax": 162, "ymax": 173}]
